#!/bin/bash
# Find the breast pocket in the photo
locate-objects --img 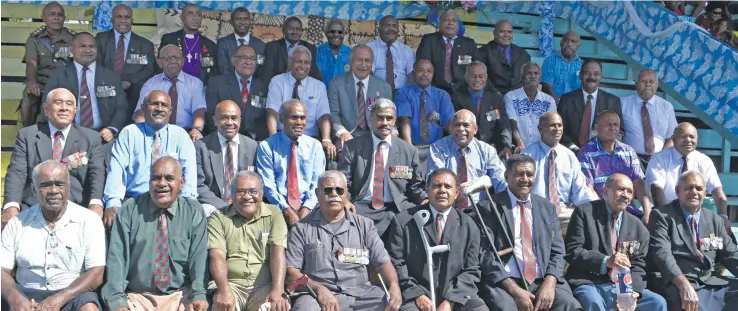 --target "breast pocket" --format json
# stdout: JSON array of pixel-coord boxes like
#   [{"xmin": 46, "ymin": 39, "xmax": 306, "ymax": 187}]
[
  {"xmin": 57, "ymin": 235, "xmax": 85, "ymax": 272},
  {"xmin": 169, "ymin": 236, "xmax": 190, "ymax": 264},
  {"xmin": 304, "ymin": 242, "xmax": 328, "ymax": 273}
]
